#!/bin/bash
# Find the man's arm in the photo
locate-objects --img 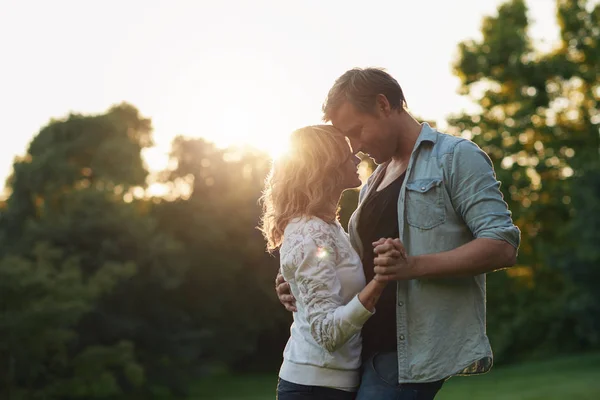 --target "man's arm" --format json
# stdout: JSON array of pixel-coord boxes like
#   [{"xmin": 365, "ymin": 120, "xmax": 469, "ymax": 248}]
[
  {"xmin": 374, "ymin": 140, "xmax": 520, "ymax": 281},
  {"xmin": 374, "ymin": 238, "xmax": 516, "ymax": 280}
]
